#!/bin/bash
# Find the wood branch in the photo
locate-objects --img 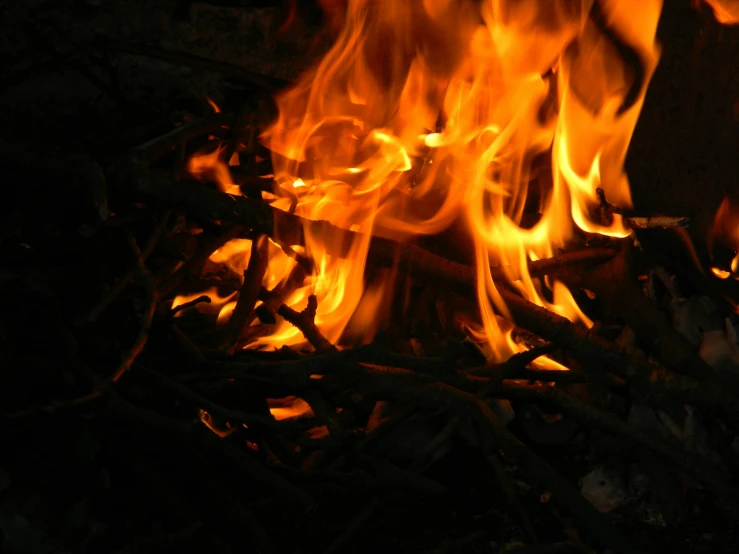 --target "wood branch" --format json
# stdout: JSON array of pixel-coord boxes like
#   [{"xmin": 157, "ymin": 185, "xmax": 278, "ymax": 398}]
[
  {"xmin": 278, "ymin": 295, "xmax": 336, "ymax": 353},
  {"xmin": 626, "ymin": 215, "xmax": 690, "ymax": 229},
  {"xmin": 157, "ymin": 224, "xmax": 246, "ymax": 298},
  {"xmin": 335, "ymin": 364, "xmax": 632, "ymax": 554},
  {"xmin": 85, "ymin": 210, "xmax": 171, "ymax": 322},
  {"xmin": 497, "ymin": 382, "xmax": 737, "ymax": 510},
  {"xmin": 111, "ymin": 232, "xmax": 157, "ymax": 382},
  {"xmin": 222, "ymin": 235, "xmax": 269, "ymax": 353},
  {"xmin": 553, "ymin": 239, "xmax": 724, "ymax": 384},
  {"xmin": 131, "ymin": 111, "xmax": 234, "ymax": 164},
  {"xmin": 123, "ymin": 172, "xmax": 615, "ymax": 283}
]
